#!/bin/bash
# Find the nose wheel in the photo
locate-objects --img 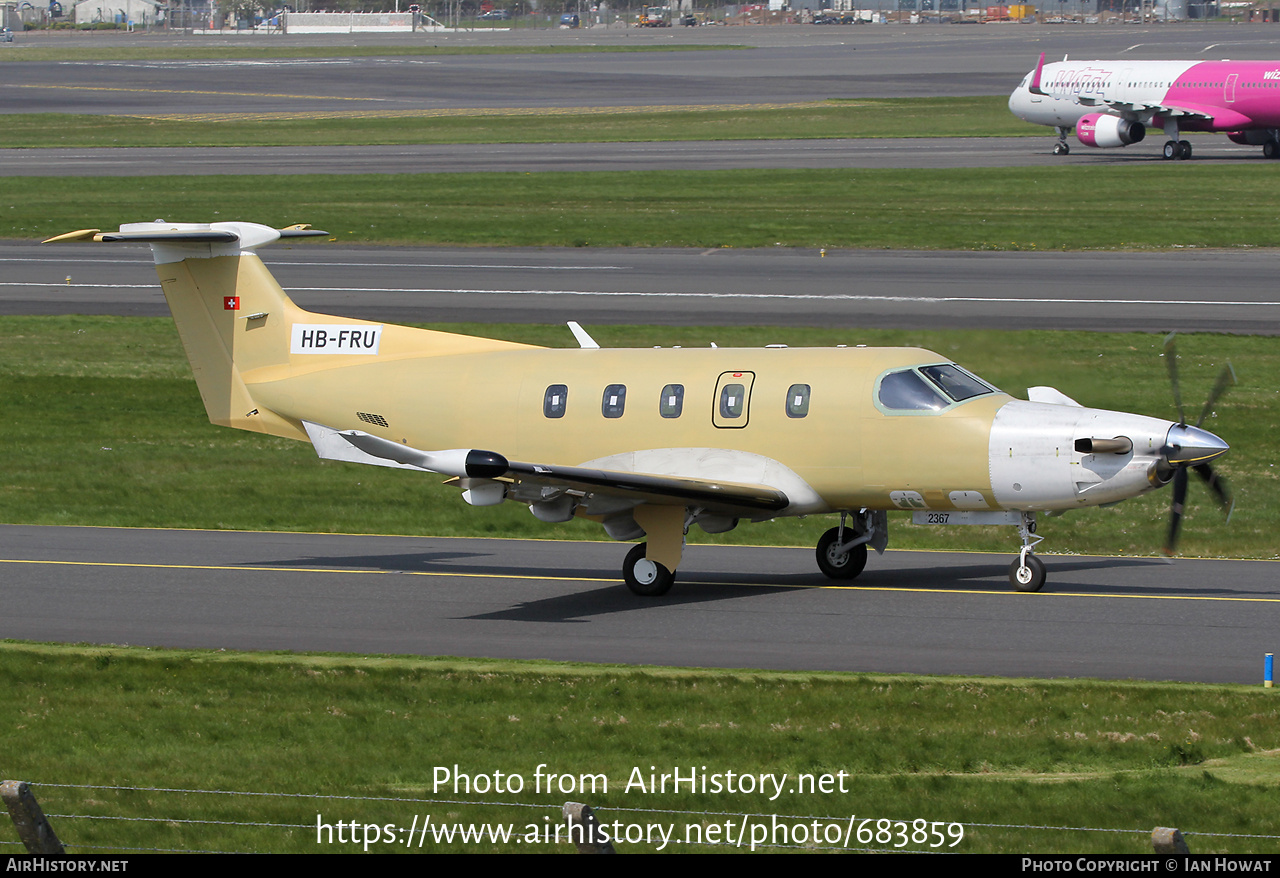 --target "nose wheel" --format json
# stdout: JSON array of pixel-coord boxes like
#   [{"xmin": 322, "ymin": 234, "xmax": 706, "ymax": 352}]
[
  {"xmin": 1009, "ymin": 512, "xmax": 1046, "ymax": 592},
  {"xmin": 1009, "ymin": 554, "xmax": 1046, "ymax": 592},
  {"xmin": 1053, "ymin": 126, "xmax": 1070, "ymax": 156}
]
